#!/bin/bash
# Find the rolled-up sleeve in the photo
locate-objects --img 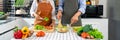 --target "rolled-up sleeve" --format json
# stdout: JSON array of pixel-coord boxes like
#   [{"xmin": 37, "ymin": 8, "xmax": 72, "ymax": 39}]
[
  {"xmin": 30, "ymin": 0, "xmax": 37, "ymax": 17},
  {"xmin": 78, "ymin": 0, "xmax": 86, "ymax": 14},
  {"xmin": 58, "ymin": 0, "xmax": 64, "ymax": 12}
]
